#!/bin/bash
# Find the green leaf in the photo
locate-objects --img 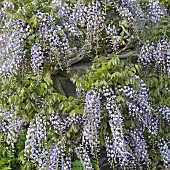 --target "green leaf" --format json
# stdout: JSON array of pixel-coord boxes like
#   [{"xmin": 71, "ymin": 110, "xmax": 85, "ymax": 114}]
[
  {"xmin": 8, "ymin": 96, "xmax": 15, "ymax": 104},
  {"xmin": 72, "ymin": 160, "xmax": 83, "ymax": 169},
  {"xmin": 0, "ymin": 158, "xmax": 8, "ymax": 165},
  {"xmin": 92, "ymin": 160, "xmax": 100, "ymax": 170},
  {"xmin": 20, "ymin": 88, "xmax": 25, "ymax": 96},
  {"xmin": 29, "ymin": 15, "xmax": 38, "ymax": 28},
  {"xmin": 72, "ymin": 125, "xmax": 78, "ymax": 133},
  {"xmin": 69, "ymin": 109, "xmax": 76, "ymax": 117},
  {"xmin": 44, "ymin": 73, "xmax": 53, "ymax": 85},
  {"xmin": 131, "ymin": 67, "xmax": 136, "ymax": 73},
  {"xmin": 25, "ymin": 102, "xmax": 32, "ymax": 111},
  {"xmin": 134, "ymin": 64, "xmax": 140, "ymax": 72},
  {"xmin": 2, "ymin": 167, "xmax": 12, "ymax": 170}
]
